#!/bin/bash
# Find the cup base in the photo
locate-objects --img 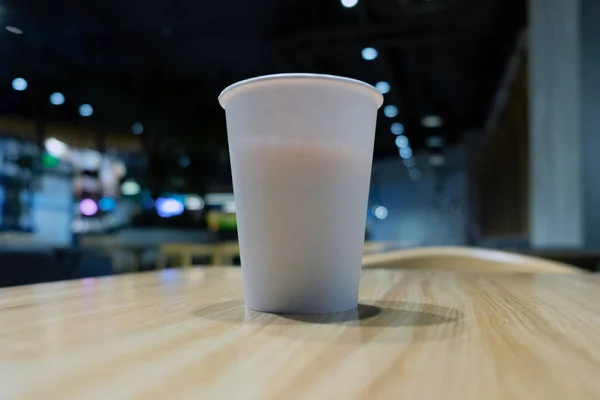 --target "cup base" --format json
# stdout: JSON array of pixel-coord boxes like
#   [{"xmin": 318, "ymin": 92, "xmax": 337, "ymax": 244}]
[{"xmin": 245, "ymin": 302, "xmax": 358, "ymax": 315}]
